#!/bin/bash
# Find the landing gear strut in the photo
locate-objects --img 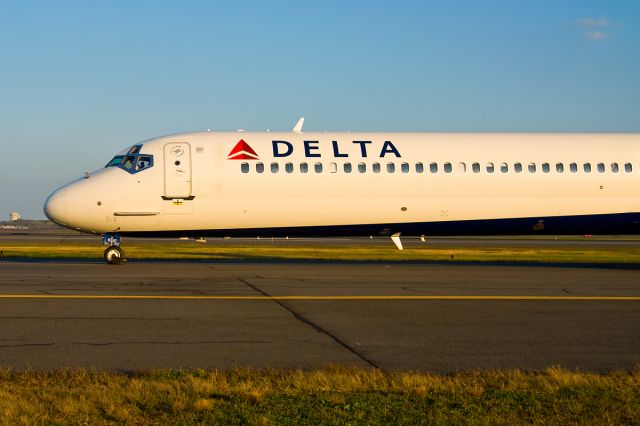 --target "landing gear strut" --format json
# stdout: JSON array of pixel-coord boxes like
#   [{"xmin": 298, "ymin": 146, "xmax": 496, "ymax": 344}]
[{"xmin": 102, "ymin": 233, "xmax": 125, "ymax": 265}]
